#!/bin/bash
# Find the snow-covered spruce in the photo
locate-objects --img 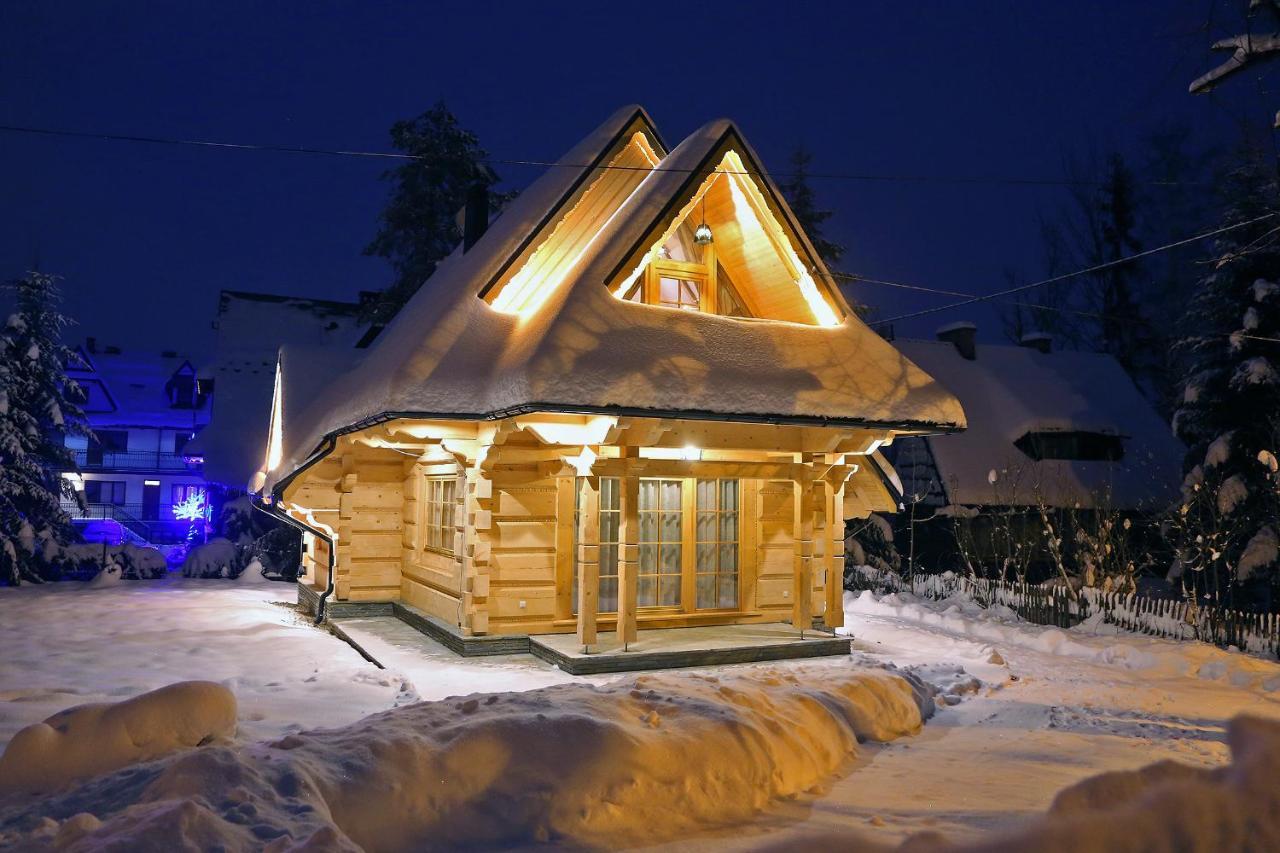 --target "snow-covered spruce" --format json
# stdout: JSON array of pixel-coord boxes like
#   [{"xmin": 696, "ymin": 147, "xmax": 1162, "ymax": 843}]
[
  {"xmin": 0, "ymin": 665, "xmax": 928, "ymax": 850},
  {"xmin": 0, "ymin": 272, "xmax": 90, "ymax": 585},
  {"xmin": 1168, "ymin": 157, "xmax": 1280, "ymax": 603}
]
